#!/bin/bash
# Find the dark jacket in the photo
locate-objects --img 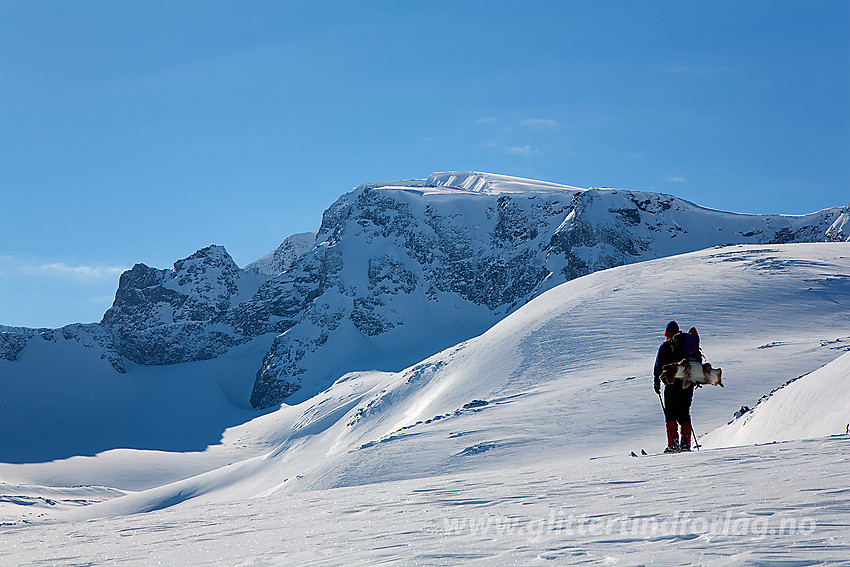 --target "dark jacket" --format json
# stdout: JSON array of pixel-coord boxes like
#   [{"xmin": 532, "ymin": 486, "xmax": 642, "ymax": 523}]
[
  {"xmin": 653, "ymin": 339, "xmax": 690, "ymax": 391},
  {"xmin": 654, "ymin": 339, "xmax": 680, "ymax": 379}
]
